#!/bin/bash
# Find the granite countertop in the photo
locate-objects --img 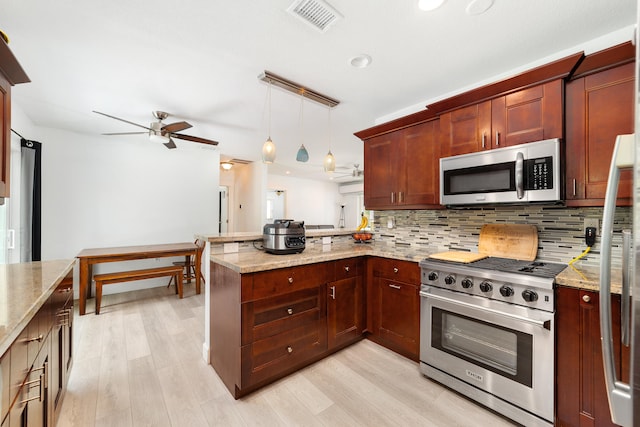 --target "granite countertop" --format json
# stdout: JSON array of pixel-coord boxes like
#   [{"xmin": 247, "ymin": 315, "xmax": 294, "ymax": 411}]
[
  {"xmin": 555, "ymin": 263, "xmax": 622, "ymax": 294},
  {"xmin": 0, "ymin": 259, "xmax": 75, "ymax": 356},
  {"xmin": 210, "ymin": 242, "xmax": 431, "ymax": 274},
  {"xmin": 198, "ymin": 228, "xmax": 357, "ymax": 244},
  {"xmin": 211, "ymin": 241, "xmax": 620, "ymax": 296}
]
